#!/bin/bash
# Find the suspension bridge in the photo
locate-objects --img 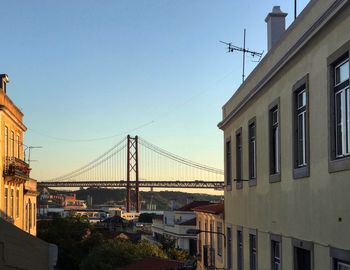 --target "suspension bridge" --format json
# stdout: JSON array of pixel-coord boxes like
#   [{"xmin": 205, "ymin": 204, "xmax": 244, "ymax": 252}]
[{"xmin": 38, "ymin": 135, "xmax": 224, "ymax": 212}]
